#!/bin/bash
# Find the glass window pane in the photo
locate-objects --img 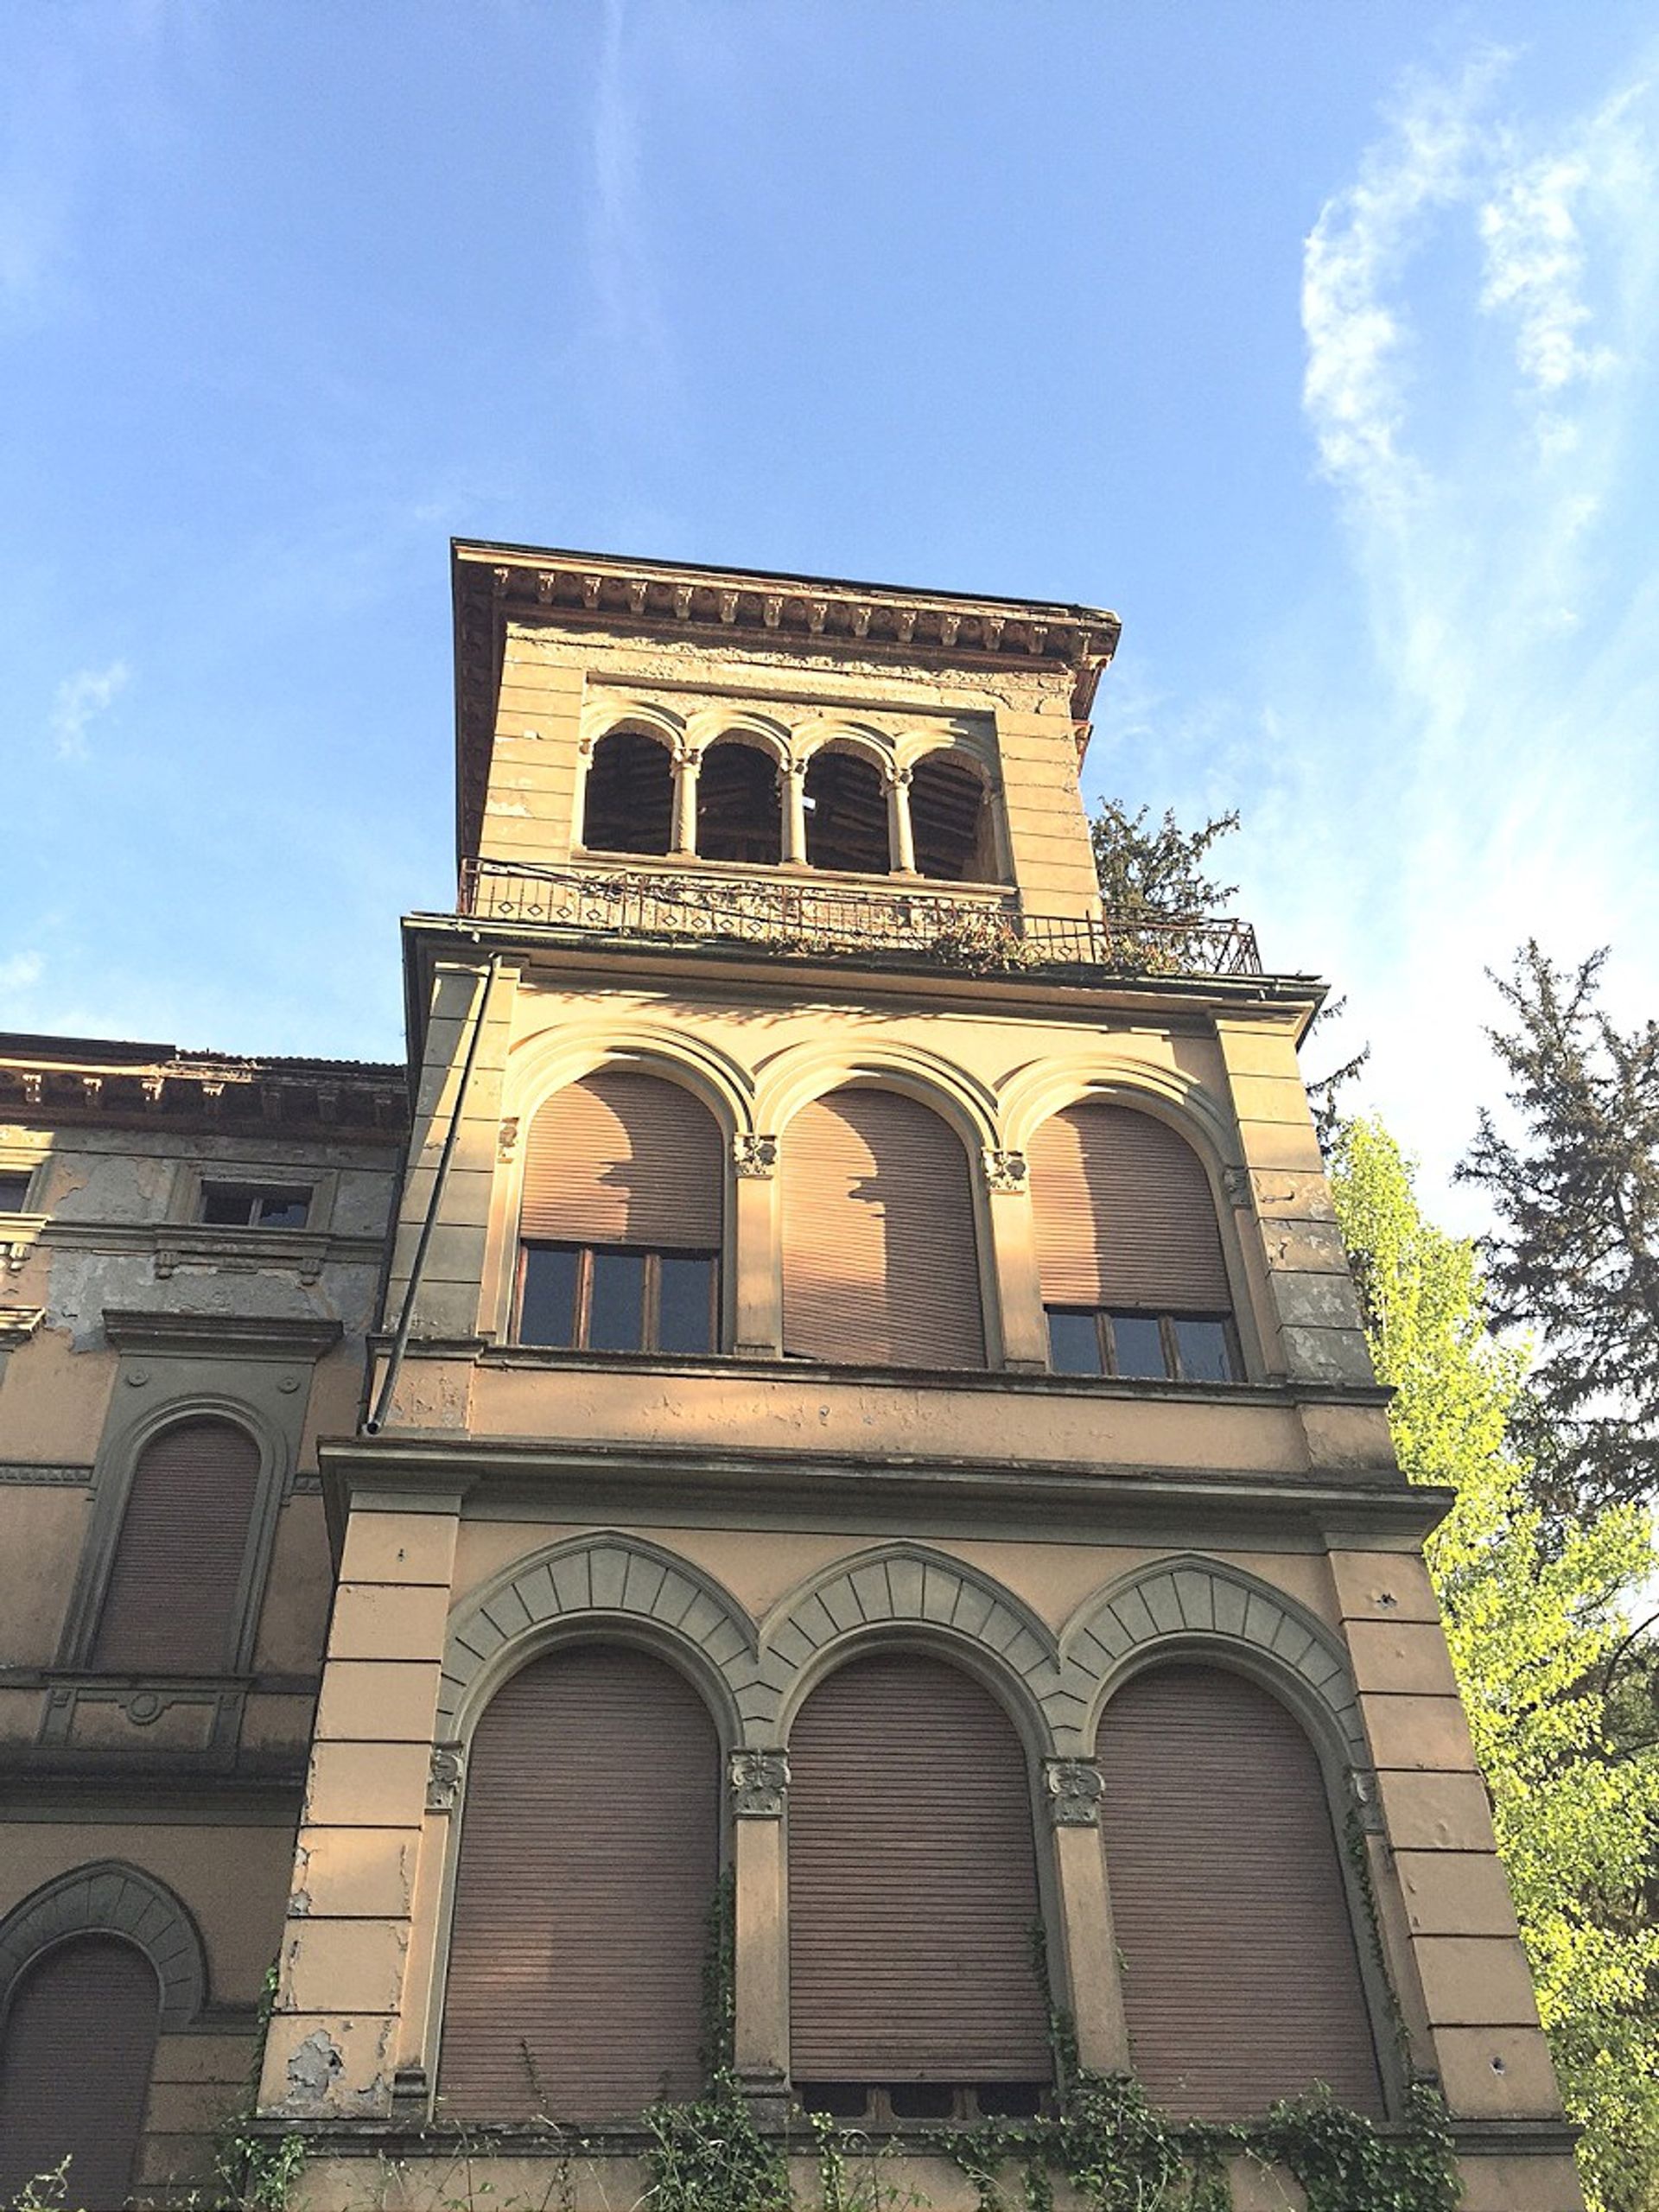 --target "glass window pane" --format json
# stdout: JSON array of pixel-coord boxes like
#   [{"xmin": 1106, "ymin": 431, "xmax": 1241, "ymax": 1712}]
[
  {"xmin": 658, "ymin": 1255, "xmax": 715, "ymax": 1354},
  {"xmin": 255, "ymin": 1192, "xmax": 309, "ymax": 1228},
  {"xmin": 1109, "ymin": 1313, "xmax": 1167, "ymax": 1379},
  {"xmin": 518, "ymin": 1245, "xmax": 579, "ymax": 1347},
  {"xmin": 1046, "ymin": 1310, "xmax": 1103, "ymax": 1376},
  {"xmin": 1174, "ymin": 1317, "xmax": 1234, "ymax": 1382},
  {"xmin": 588, "ymin": 1249, "xmax": 646, "ymax": 1351}
]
